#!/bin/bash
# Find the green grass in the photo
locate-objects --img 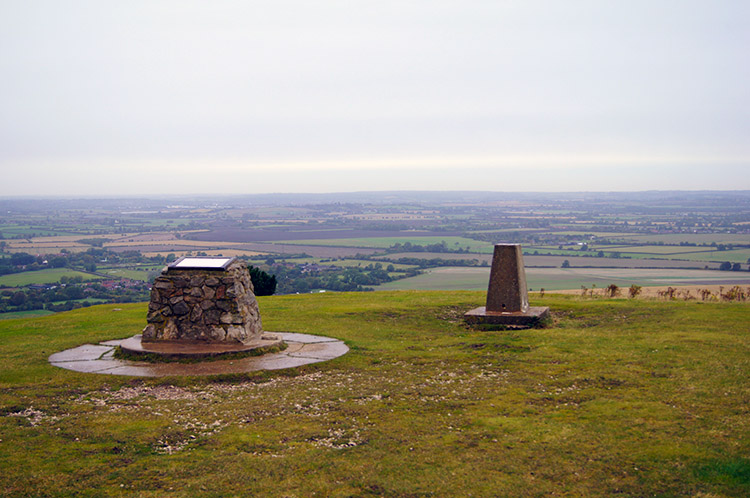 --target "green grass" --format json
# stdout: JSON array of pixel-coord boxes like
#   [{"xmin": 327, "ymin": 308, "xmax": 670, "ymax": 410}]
[
  {"xmin": 0, "ymin": 293, "xmax": 748, "ymax": 497},
  {"xmin": 0, "ymin": 268, "xmax": 103, "ymax": 287},
  {"xmin": 0, "ymin": 309, "xmax": 55, "ymax": 320}
]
